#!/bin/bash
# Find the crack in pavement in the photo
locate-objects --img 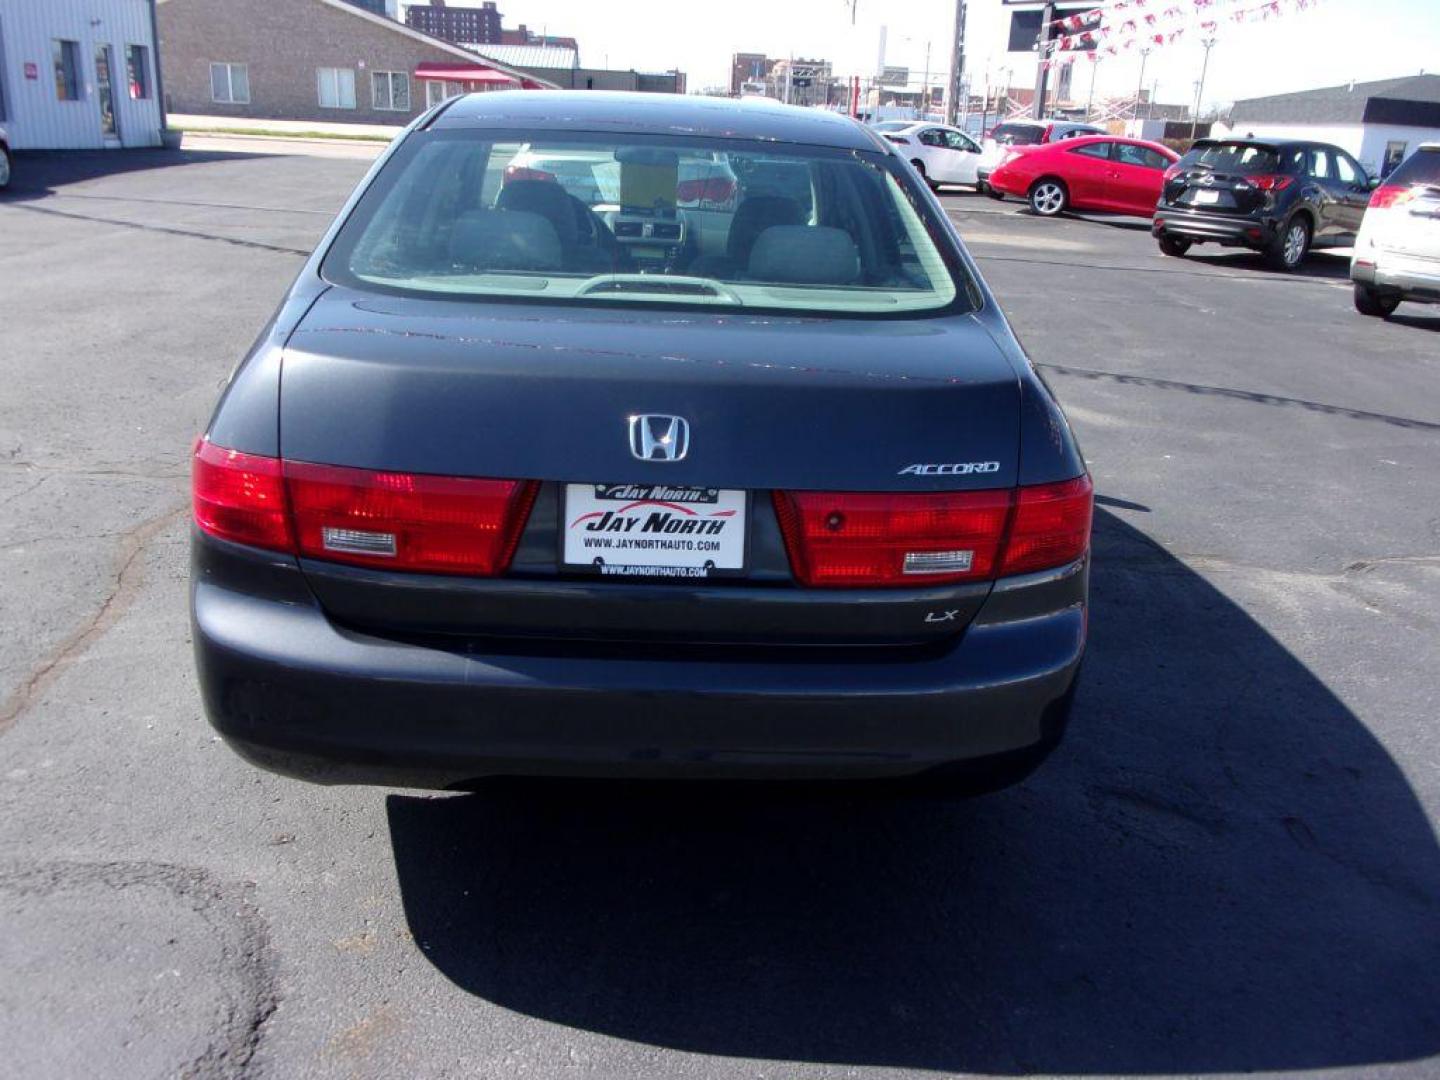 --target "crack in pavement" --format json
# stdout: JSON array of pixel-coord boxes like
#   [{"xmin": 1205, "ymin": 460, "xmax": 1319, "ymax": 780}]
[
  {"xmin": 2, "ymin": 203, "xmax": 311, "ymax": 257},
  {"xmin": 0, "ymin": 860, "xmax": 279, "ymax": 1078},
  {"xmin": 1040, "ymin": 361, "xmax": 1440, "ymax": 432},
  {"xmin": 44, "ymin": 190, "xmax": 335, "ymax": 216},
  {"xmin": 0, "ymin": 461, "xmax": 188, "ymax": 481},
  {"xmin": 0, "ymin": 503, "xmax": 188, "ymax": 734}
]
